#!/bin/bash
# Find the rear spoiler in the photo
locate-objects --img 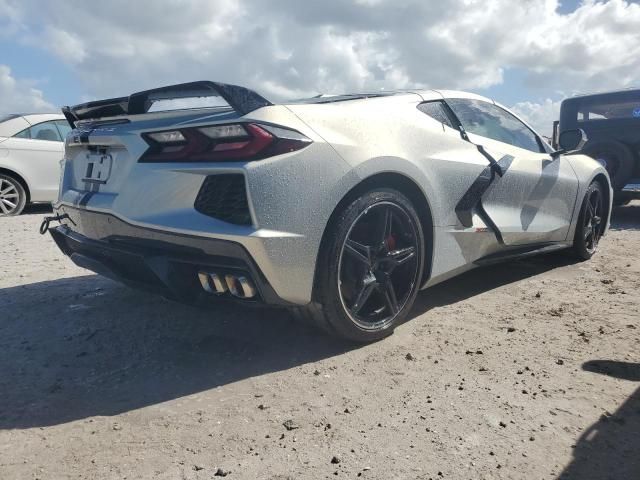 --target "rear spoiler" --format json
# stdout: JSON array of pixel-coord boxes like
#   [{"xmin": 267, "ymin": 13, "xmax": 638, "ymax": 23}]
[{"xmin": 61, "ymin": 81, "xmax": 273, "ymax": 127}]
